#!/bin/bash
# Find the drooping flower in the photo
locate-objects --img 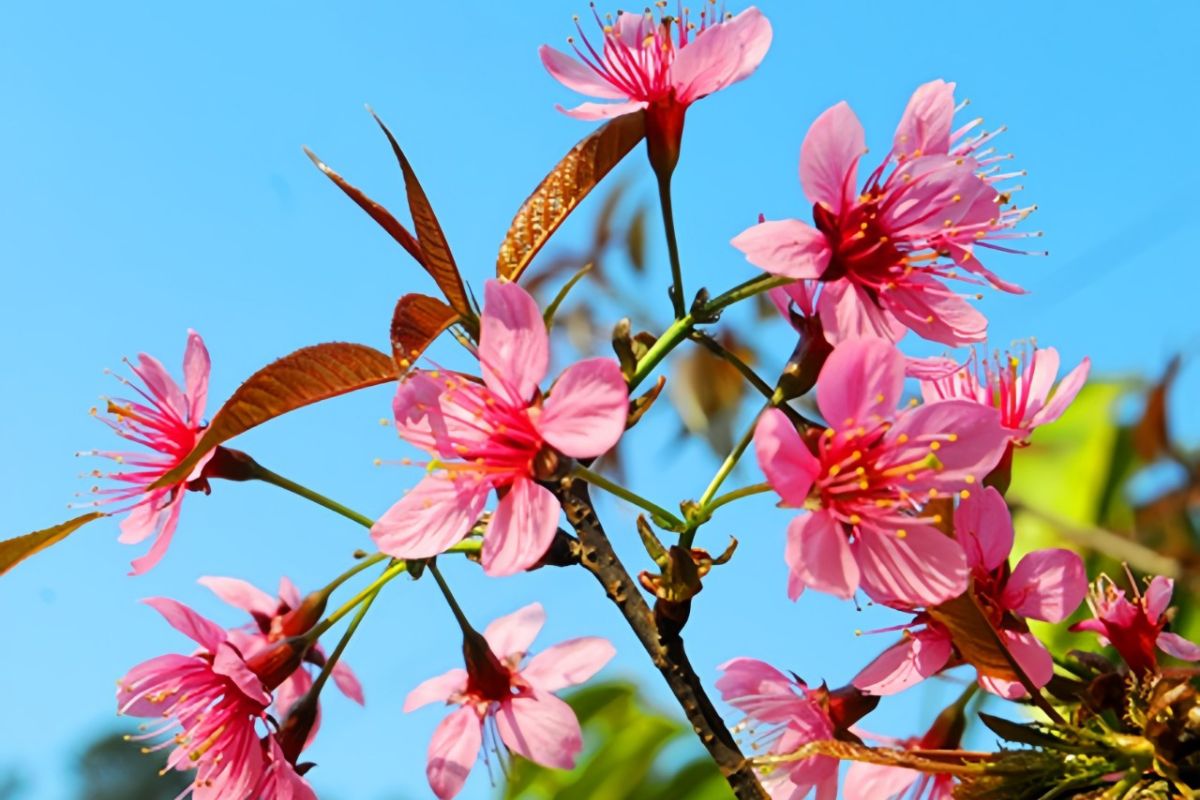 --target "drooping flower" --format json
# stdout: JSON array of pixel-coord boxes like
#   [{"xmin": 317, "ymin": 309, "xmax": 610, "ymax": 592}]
[
  {"xmin": 540, "ymin": 5, "xmax": 771, "ymax": 173},
  {"xmin": 1071, "ymin": 573, "xmax": 1200, "ymax": 677},
  {"xmin": 199, "ymin": 575, "xmax": 364, "ymax": 747},
  {"xmin": 854, "ymin": 487, "xmax": 1086, "ymax": 698},
  {"xmin": 80, "ymin": 330, "xmax": 213, "ymax": 574},
  {"xmin": 754, "ymin": 339, "xmax": 1008, "ymax": 606},
  {"xmin": 404, "ymin": 602, "xmax": 615, "ymax": 799},
  {"xmin": 916, "ymin": 343, "xmax": 1090, "ymax": 445},
  {"xmin": 716, "ymin": 658, "xmax": 877, "ymax": 800},
  {"xmin": 733, "ymin": 80, "xmax": 1038, "ymax": 347},
  {"xmin": 117, "ymin": 597, "xmax": 272, "ymax": 799},
  {"xmin": 372, "ymin": 279, "xmax": 629, "ymax": 577},
  {"xmin": 257, "ymin": 737, "xmax": 318, "ymax": 800}
]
